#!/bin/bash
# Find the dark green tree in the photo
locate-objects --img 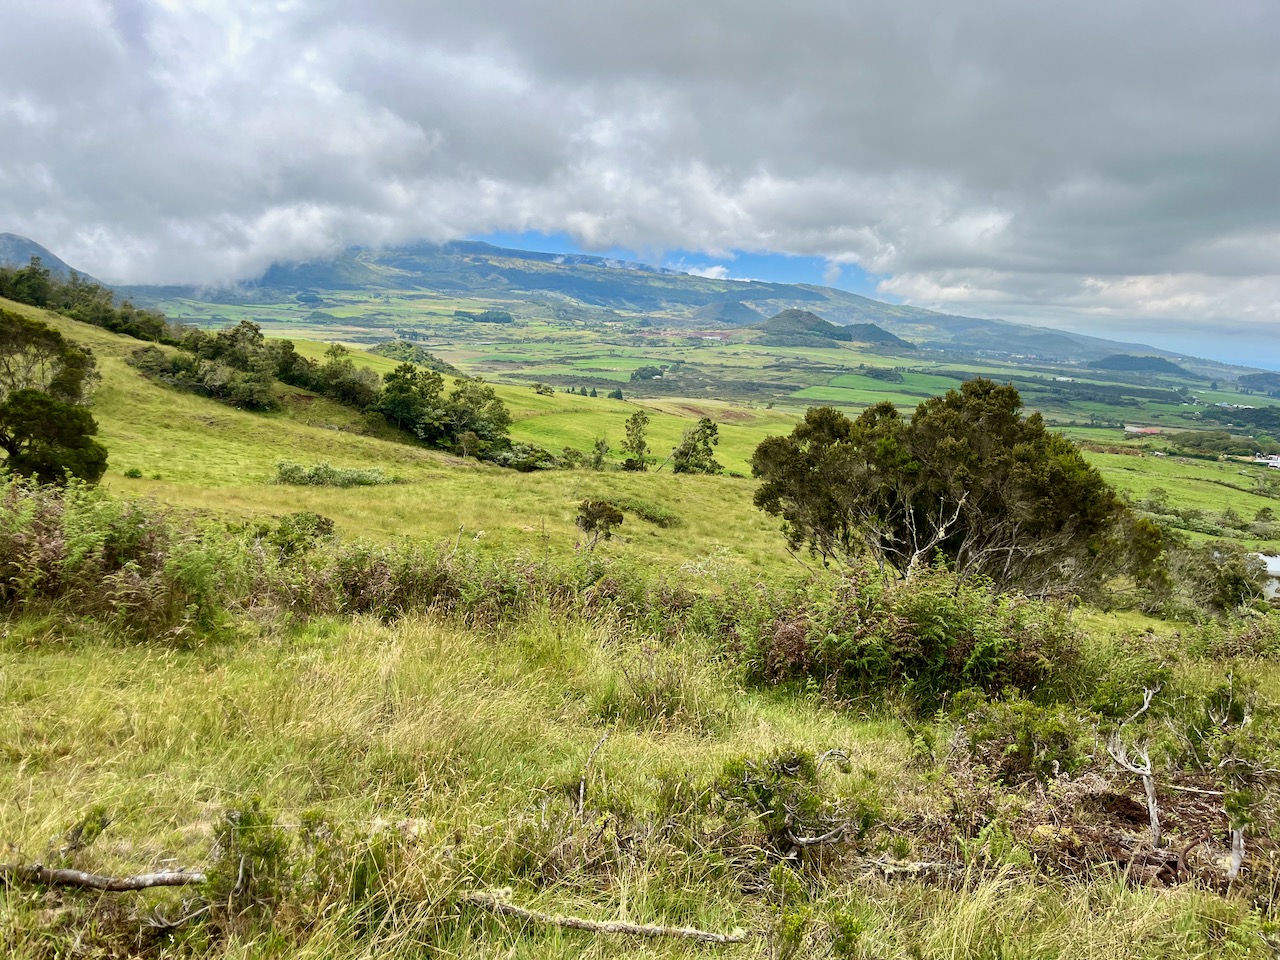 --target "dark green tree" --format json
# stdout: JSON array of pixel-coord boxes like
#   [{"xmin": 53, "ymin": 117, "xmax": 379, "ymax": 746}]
[
  {"xmin": 317, "ymin": 344, "xmax": 381, "ymax": 408},
  {"xmin": 589, "ymin": 437, "xmax": 610, "ymax": 470},
  {"xmin": 378, "ymin": 363, "xmax": 444, "ymax": 433},
  {"xmin": 671, "ymin": 417, "xmax": 722, "ymax": 474},
  {"xmin": 751, "ymin": 379, "xmax": 1124, "ymax": 593},
  {"xmin": 0, "ymin": 309, "xmax": 107, "ymax": 482},
  {"xmin": 576, "ymin": 499, "xmax": 624, "ymax": 549},
  {"xmin": 0, "ymin": 389, "xmax": 108, "ymax": 483},
  {"xmin": 5, "ymin": 256, "xmax": 53, "ymax": 308},
  {"xmin": 621, "ymin": 410, "xmax": 650, "ymax": 471},
  {"xmin": 445, "ymin": 377, "xmax": 511, "ymax": 447}
]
